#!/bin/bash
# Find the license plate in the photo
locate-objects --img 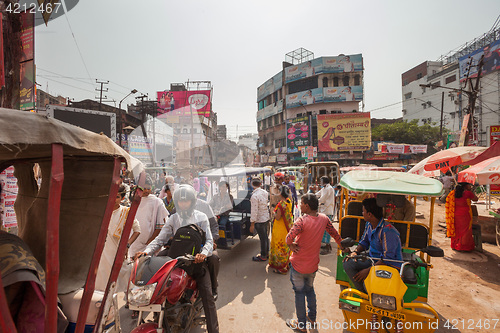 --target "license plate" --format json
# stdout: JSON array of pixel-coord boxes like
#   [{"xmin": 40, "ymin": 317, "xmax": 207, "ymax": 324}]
[
  {"xmin": 219, "ymin": 230, "xmax": 225, "ymax": 238},
  {"xmin": 365, "ymin": 305, "xmax": 406, "ymax": 321}
]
